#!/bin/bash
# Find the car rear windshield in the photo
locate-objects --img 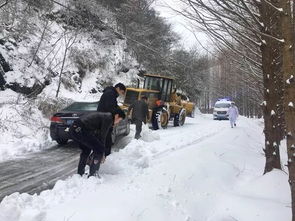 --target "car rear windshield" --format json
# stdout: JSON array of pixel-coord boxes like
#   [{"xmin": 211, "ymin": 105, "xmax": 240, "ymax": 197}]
[
  {"xmin": 63, "ymin": 102, "xmax": 99, "ymax": 111},
  {"xmin": 215, "ymin": 103, "xmax": 231, "ymax": 108}
]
